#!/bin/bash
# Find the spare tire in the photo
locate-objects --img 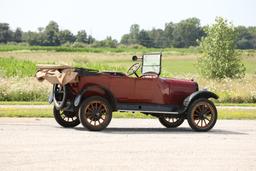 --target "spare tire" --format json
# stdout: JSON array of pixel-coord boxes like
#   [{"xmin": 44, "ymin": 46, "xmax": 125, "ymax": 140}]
[{"xmin": 53, "ymin": 84, "xmax": 67, "ymax": 110}]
